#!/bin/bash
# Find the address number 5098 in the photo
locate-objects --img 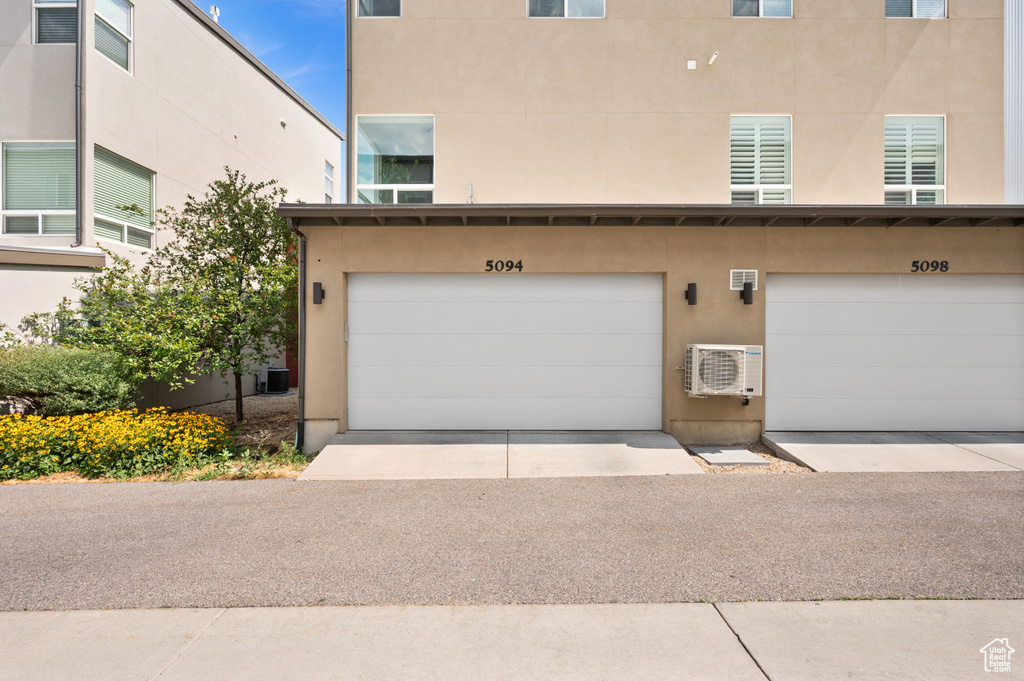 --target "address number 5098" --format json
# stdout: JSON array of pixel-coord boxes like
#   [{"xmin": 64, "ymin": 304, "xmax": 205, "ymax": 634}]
[
  {"xmin": 911, "ymin": 260, "xmax": 949, "ymax": 273},
  {"xmin": 486, "ymin": 260, "xmax": 523, "ymax": 272}
]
